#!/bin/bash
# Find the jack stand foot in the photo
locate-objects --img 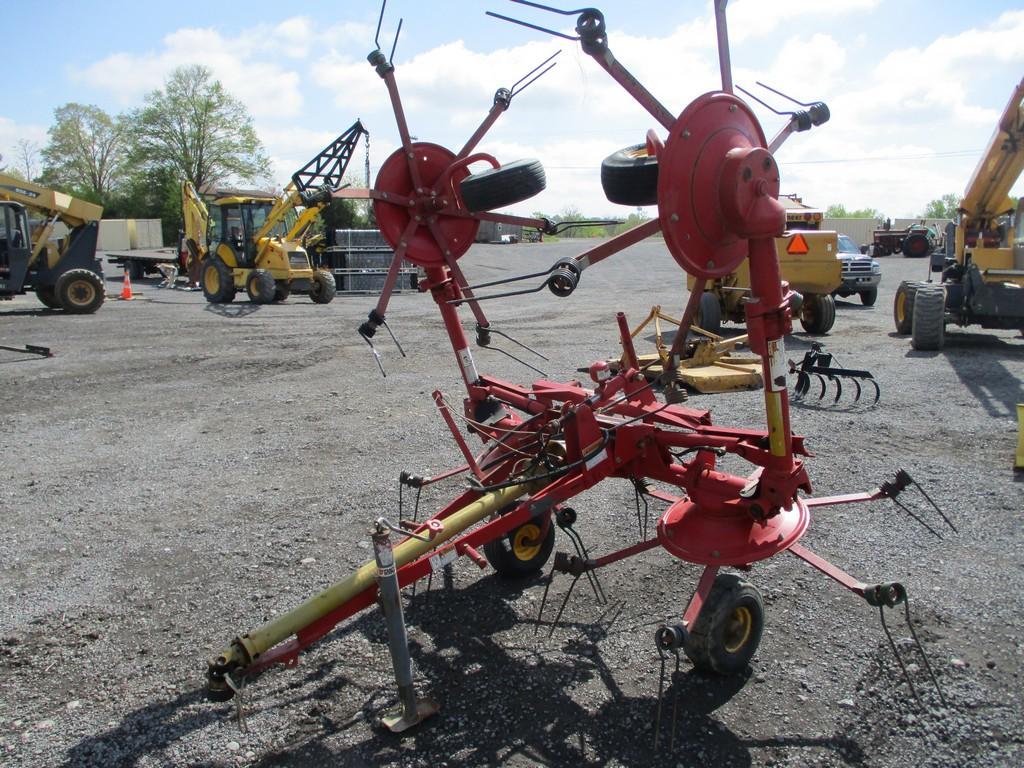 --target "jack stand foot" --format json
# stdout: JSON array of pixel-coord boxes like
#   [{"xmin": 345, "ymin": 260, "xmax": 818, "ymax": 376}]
[{"xmin": 380, "ymin": 689, "xmax": 440, "ymax": 733}]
